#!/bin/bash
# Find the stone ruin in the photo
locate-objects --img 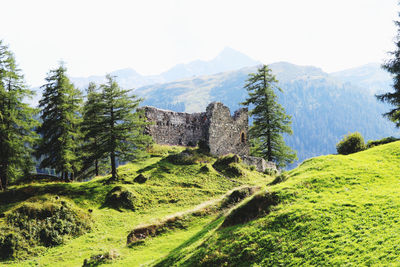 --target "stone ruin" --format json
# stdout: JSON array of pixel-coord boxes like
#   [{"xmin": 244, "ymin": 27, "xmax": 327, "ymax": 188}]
[{"xmin": 141, "ymin": 102, "xmax": 277, "ymax": 172}]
